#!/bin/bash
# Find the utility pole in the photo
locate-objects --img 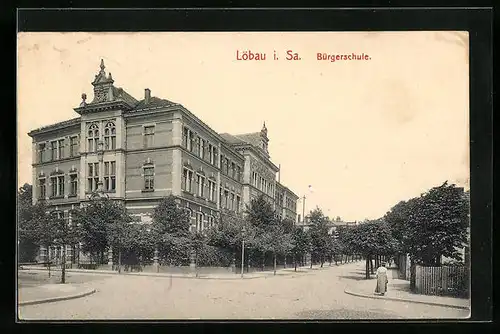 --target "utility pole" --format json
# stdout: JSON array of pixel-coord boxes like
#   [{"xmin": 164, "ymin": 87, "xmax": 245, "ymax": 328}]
[
  {"xmin": 302, "ymin": 195, "xmax": 306, "ymax": 225},
  {"xmin": 241, "ymin": 226, "xmax": 246, "ymax": 278}
]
